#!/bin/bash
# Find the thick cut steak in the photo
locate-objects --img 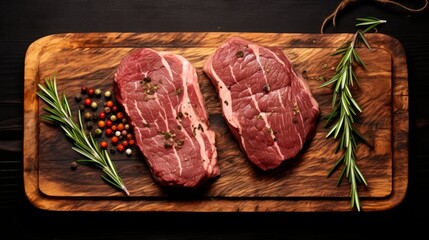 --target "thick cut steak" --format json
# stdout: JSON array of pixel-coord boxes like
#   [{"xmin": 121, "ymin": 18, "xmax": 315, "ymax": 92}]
[
  {"xmin": 114, "ymin": 48, "xmax": 220, "ymax": 187},
  {"xmin": 203, "ymin": 37, "xmax": 320, "ymax": 170}
]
